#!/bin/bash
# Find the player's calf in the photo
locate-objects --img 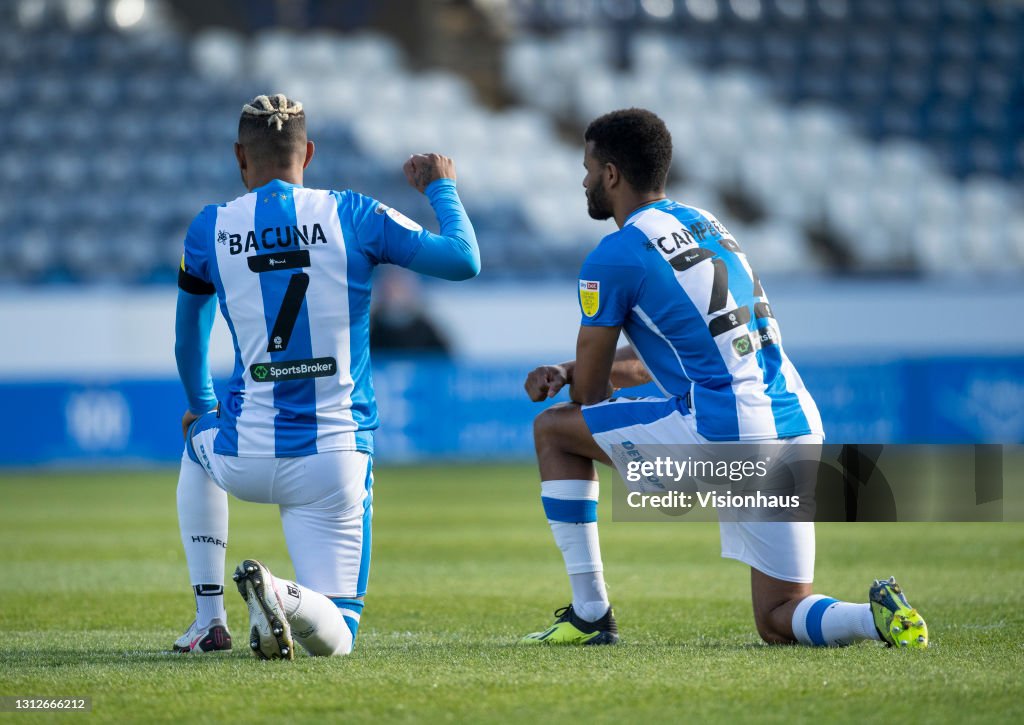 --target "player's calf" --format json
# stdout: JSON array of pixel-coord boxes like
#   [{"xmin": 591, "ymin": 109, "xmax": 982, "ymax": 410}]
[
  {"xmin": 527, "ymin": 402, "xmax": 617, "ymax": 641},
  {"xmin": 752, "ymin": 568, "xmax": 884, "ymax": 647},
  {"xmin": 788, "ymin": 594, "xmax": 879, "ymax": 647},
  {"xmin": 278, "ymin": 582, "xmax": 356, "ymax": 657}
]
